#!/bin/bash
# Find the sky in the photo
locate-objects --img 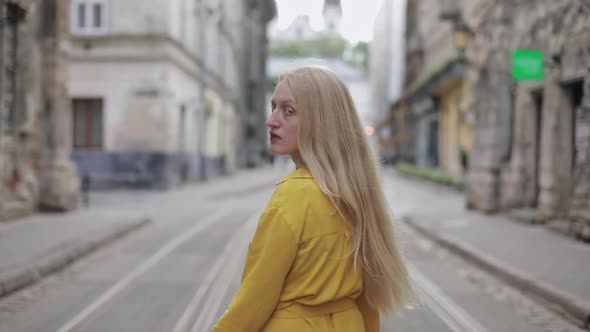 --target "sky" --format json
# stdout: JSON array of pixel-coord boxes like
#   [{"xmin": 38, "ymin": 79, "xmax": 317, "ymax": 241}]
[{"xmin": 272, "ymin": 0, "xmax": 384, "ymax": 43}]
